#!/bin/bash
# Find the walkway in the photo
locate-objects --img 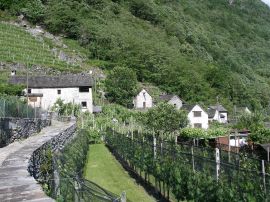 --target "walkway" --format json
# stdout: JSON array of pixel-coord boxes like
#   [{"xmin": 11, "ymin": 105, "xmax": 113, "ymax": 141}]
[{"xmin": 0, "ymin": 121, "xmax": 74, "ymax": 202}]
